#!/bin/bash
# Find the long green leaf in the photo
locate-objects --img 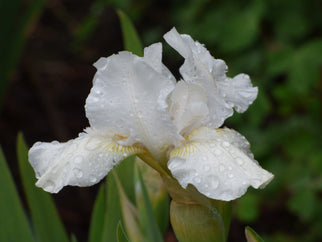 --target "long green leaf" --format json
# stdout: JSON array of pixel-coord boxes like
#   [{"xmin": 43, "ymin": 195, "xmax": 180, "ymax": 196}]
[
  {"xmin": 89, "ymin": 185, "xmax": 106, "ymax": 242},
  {"xmin": 137, "ymin": 168, "xmax": 163, "ymax": 242},
  {"xmin": 0, "ymin": 147, "xmax": 34, "ymax": 242},
  {"xmin": 114, "ymin": 171, "xmax": 143, "ymax": 242},
  {"xmin": 117, "ymin": 221, "xmax": 129, "ymax": 242},
  {"xmin": 17, "ymin": 133, "xmax": 69, "ymax": 242},
  {"xmin": 101, "ymin": 172, "xmax": 122, "ymax": 242},
  {"xmin": 117, "ymin": 9, "xmax": 143, "ymax": 56}
]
